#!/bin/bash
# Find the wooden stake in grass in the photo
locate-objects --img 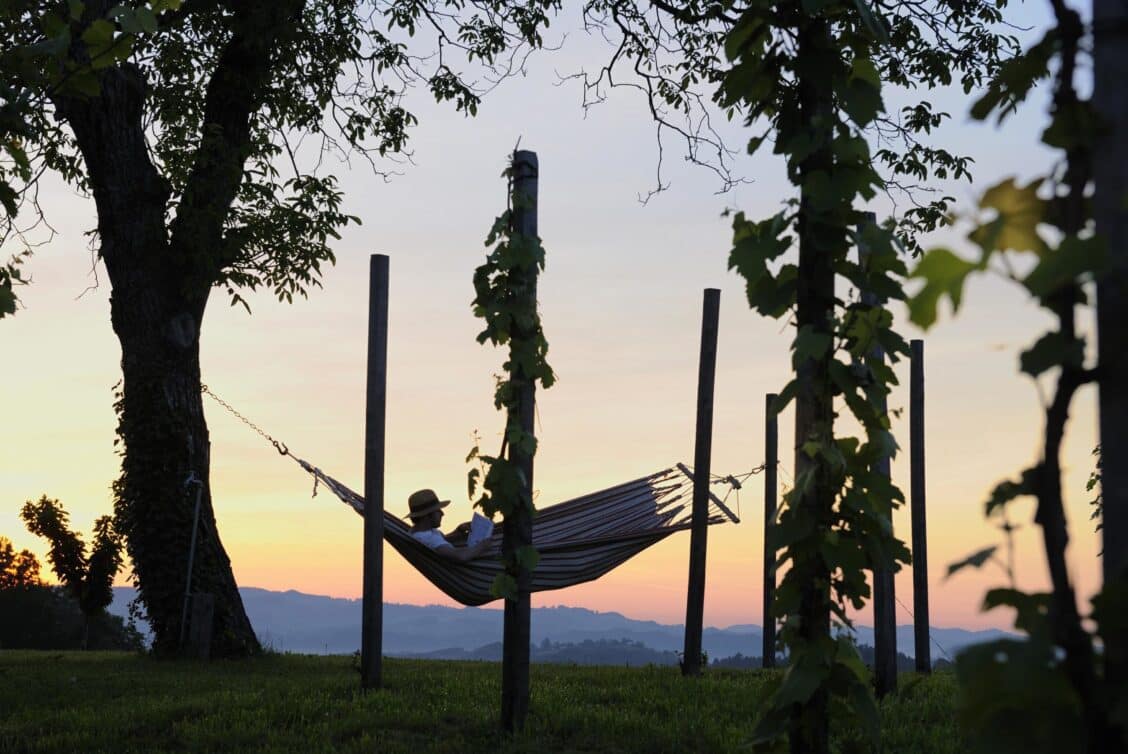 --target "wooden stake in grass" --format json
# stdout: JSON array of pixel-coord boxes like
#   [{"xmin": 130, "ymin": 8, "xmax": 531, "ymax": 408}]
[
  {"xmin": 859, "ymin": 212, "xmax": 896, "ymax": 698},
  {"xmin": 361, "ymin": 254, "xmax": 389, "ymax": 691},
  {"xmin": 682, "ymin": 288, "xmax": 720, "ymax": 677},
  {"xmin": 763, "ymin": 392, "xmax": 778, "ymax": 669},
  {"xmin": 910, "ymin": 339, "xmax": 931, "ymax": 673}
]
